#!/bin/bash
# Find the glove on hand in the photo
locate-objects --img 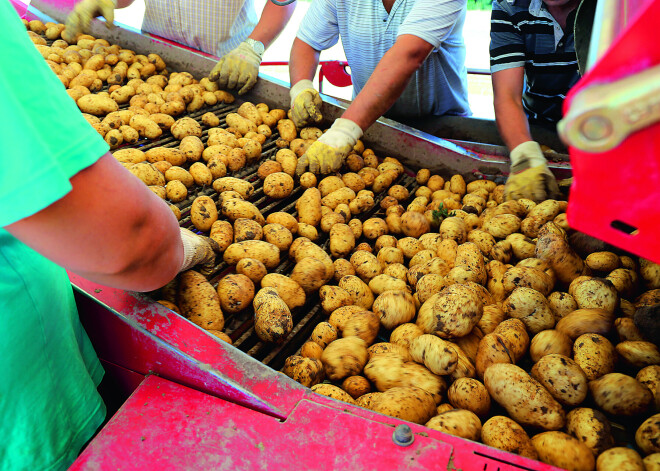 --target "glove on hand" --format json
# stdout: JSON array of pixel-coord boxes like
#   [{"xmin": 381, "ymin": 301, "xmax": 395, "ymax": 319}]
[
  {"xmin": 64, "ymin": 0, "xmax": 116, "ymax": 40},
  {"xmin": 289, "ymin": 79, "xmax": 323, "ymax": 128},
  {"xmin": 504, "ymin": 141, "xmax": 561, "ymax": 202},
  {"xmin": 295, "ymin": 118, "xmax": 362, "ymax": 175},
  {"xmin": 179, "ymin": 227, "xmax": 218, "ymax": 275},
  {"xmin": 209, "ymin": 41, "xmax": 263, "ymax": 95}
]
